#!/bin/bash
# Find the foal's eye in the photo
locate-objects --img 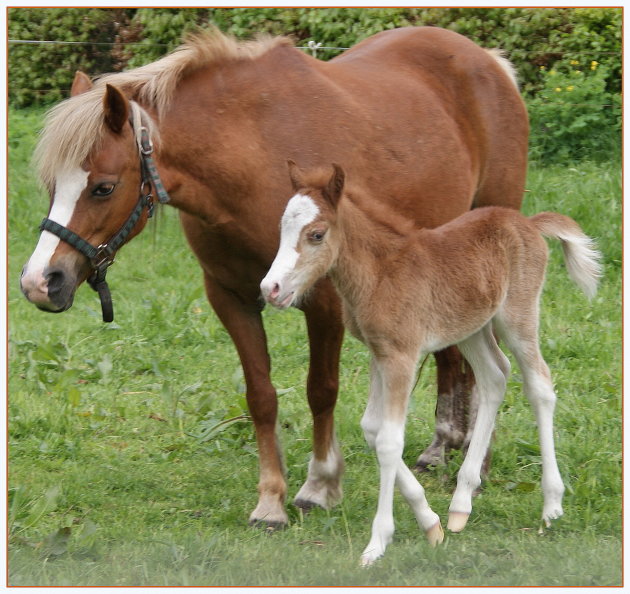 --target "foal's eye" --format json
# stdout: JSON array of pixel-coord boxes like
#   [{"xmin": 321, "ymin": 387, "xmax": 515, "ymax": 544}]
[
  {"xmin": 92, "ymin": 183, "xmax": 116, "ymax": 198},
  {"xmin": 309, "ymin": 230, "xmax": 326, "ymax": 243}
]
